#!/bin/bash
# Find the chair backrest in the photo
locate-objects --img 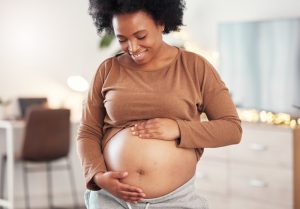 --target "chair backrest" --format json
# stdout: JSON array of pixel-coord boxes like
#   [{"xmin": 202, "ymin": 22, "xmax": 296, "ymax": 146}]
[
  {"xmin": 21, "ymin": 108, "xmax": 71, "ymax": 162},
  {"xmin": 18, "ymin": 97, "xmax": 48, "ymax": 119}
]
